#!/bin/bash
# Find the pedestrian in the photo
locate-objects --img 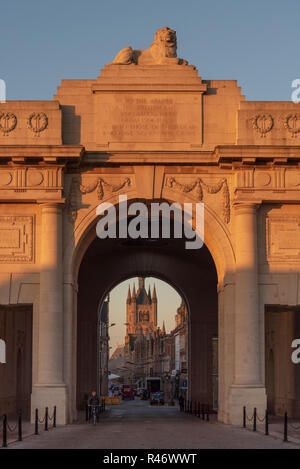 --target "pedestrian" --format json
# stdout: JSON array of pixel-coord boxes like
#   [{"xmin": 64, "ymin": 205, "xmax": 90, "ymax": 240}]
[{"xmin": 87, "ymin": 390, "xmax": 100, "ymax": 421}]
